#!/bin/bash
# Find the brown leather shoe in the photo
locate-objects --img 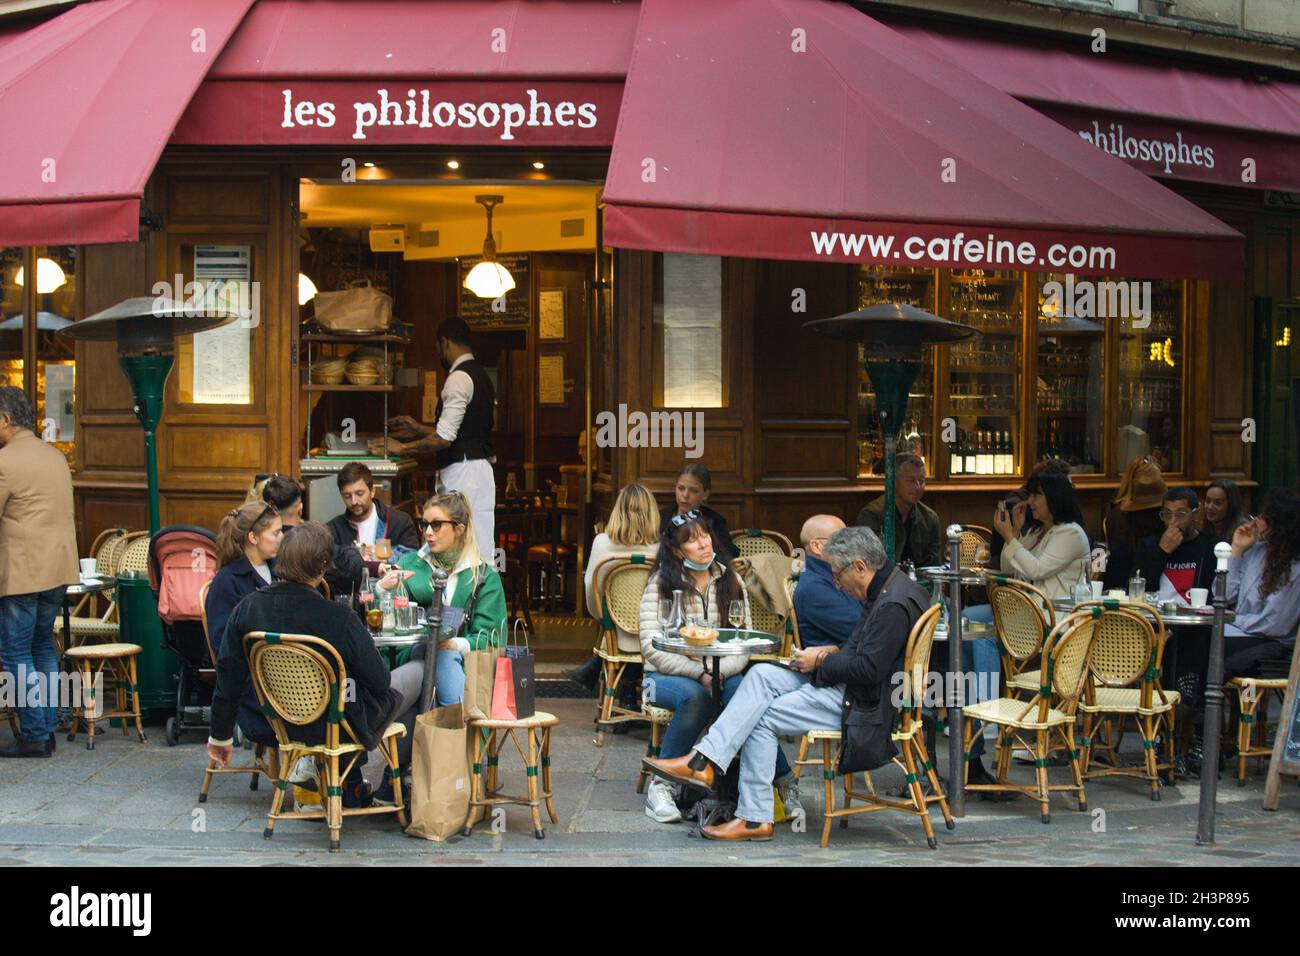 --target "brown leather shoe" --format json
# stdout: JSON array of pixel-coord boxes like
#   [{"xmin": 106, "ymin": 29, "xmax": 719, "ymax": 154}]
[
  {"xmin": 642, "ymin": 752, "xmax": 714, "ymax": 791},
  {"xmin": 701, "ymin": 817, "xmax": 774, "ymax": 842}
]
